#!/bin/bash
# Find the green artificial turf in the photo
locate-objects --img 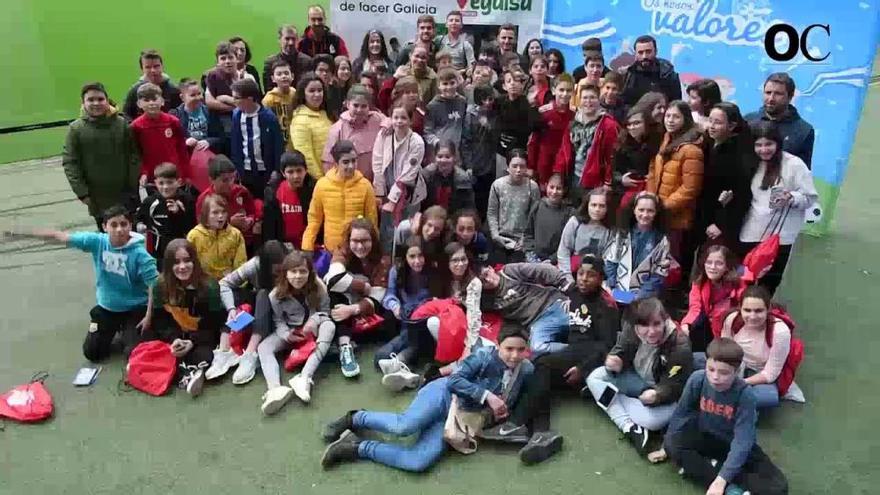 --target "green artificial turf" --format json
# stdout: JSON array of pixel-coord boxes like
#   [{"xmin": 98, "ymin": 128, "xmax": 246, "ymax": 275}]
[
  {"xmin": 0, "ymin": 0, "xmax": 329, "ymax": 164},
  {"xmin": 0, "ymin": 89, "xmax": 878, "ymax": 494}
]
